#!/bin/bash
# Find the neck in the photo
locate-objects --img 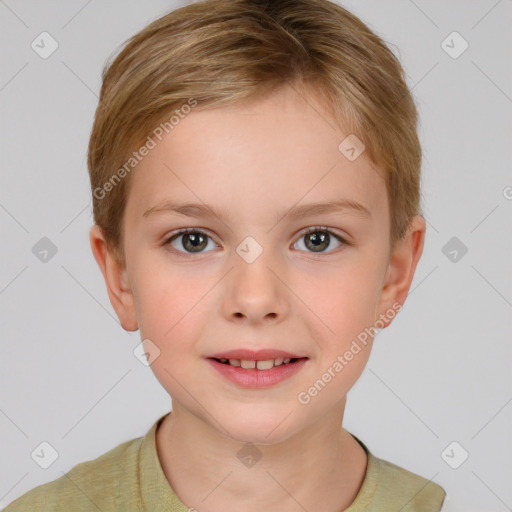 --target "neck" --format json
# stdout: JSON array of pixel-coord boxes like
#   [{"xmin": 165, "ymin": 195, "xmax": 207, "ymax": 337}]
[{"xmin": 156, "ymin": 399, "xmax": 368, "ymax": 512}]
